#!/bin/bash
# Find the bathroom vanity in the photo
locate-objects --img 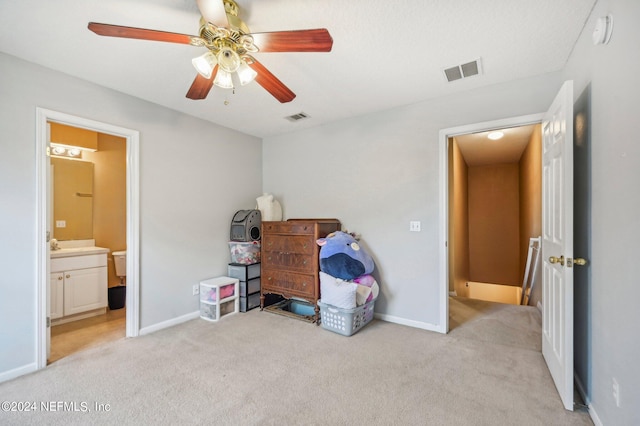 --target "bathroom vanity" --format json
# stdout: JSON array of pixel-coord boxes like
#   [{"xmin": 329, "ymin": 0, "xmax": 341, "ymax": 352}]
[{"xmin": 50, "ymin": 245, "xmax": 109, "ymax": 324}]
